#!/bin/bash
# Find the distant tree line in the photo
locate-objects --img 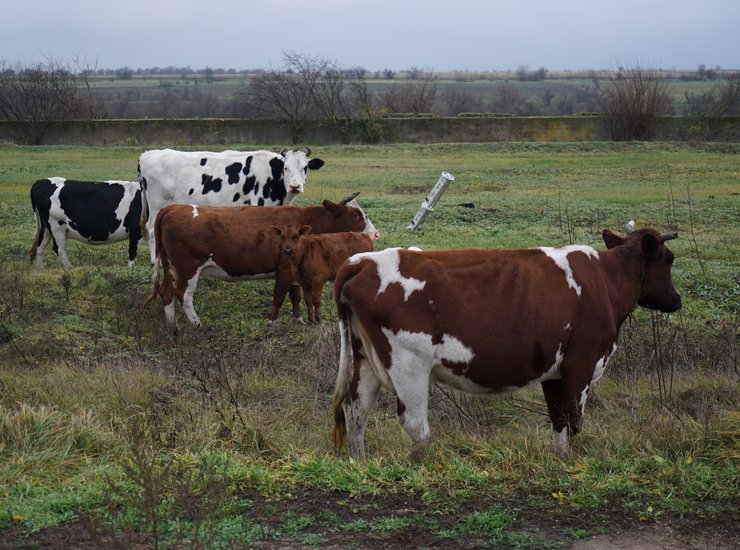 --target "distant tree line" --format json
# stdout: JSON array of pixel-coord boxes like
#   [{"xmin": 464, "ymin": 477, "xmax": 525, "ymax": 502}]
[{"xmin": 1, "ymin": 54, "xmax": 738, "ymax": 144}]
